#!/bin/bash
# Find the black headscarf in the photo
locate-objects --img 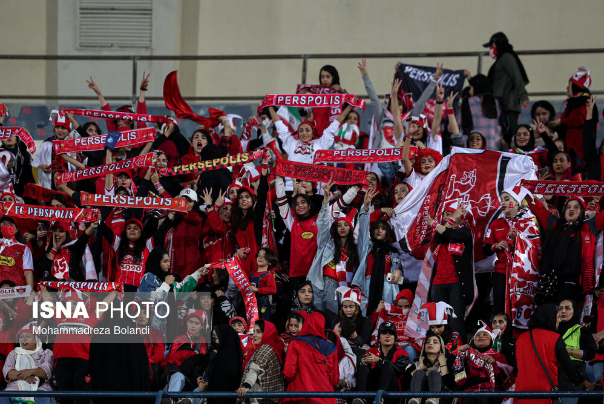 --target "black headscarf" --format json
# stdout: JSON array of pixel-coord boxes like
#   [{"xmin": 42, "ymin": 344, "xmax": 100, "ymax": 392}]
[
  {"xmin": 144, "ymin": 247, "xmax": 169, "ymax": 283},
  {"xmin": 486, "ymin": 33, "xmax": 529, "ymax": 86},
  {"xmin": 206, "ymin": 325, "xmax": 243, "ymax": 404},
  {"xmin": 514, "ymin": 124, "xmax": 536, "ymax": 152},
  {"xmin": 556, "ymin": 299, "xmax": 581, "ymax": 336},
  {"xmin": 291, "ymin": 280, "xmax": 318, "ymax": 314},
  {"xmin": 528, "ymin": 303, "xmax": 559, "ymax": 332},
  {"xmin": 367, "ymin": 220, "xmax": 398, "ymax": 314}
]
